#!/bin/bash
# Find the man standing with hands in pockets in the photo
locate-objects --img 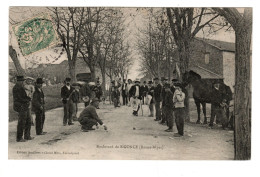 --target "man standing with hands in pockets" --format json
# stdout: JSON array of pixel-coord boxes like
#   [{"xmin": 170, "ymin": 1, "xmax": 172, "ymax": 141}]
[
  {"xmin": 61, "ymin": 78, "xmax": 75, "ymax": 126},
  {"xmin": 32, "ymin": 78, "xmax": 47, "ymax": 135}
]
